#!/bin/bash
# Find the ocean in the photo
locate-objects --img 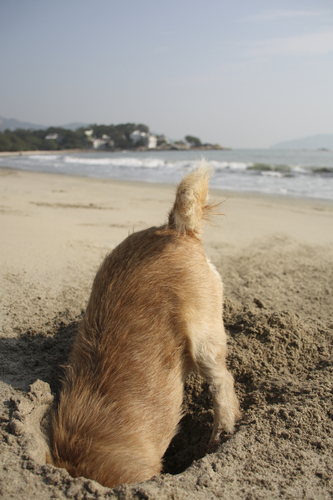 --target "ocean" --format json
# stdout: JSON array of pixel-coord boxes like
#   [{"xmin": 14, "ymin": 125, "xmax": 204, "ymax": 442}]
[{"xmin": 1, "ymin": 149, "xmax": 333, "ymax": 201}]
